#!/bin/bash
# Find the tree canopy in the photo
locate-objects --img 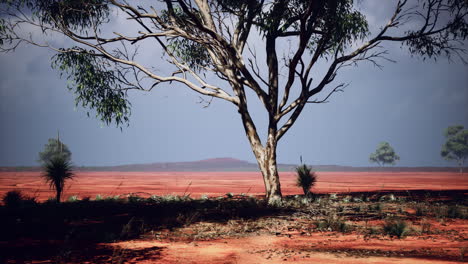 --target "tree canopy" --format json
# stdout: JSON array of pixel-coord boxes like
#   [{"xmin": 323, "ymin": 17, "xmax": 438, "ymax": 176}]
[
  {"xmin": 1, "ymin": 0, "xmax": 467, "ymax": 202},
  {"xmin": 441, "ymin": 125, "xmax": 468, "ymax": 172},
  {"xmin": 370, "ymin": 142, "xmax": 400, "ymax": 167},
  {"xmin": 38, "ymin": 138, "xmax": 72, "ymax": 165}
]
